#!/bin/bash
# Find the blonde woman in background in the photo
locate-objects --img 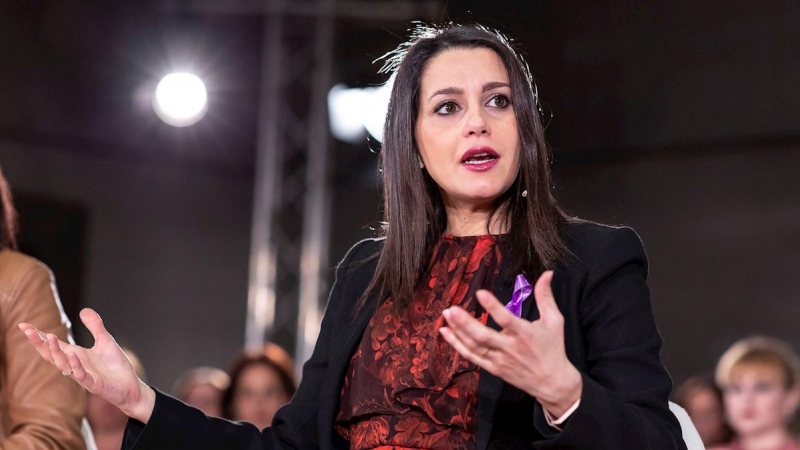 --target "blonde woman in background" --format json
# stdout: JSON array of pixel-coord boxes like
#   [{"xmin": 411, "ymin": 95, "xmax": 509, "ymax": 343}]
[
  {"xmin": 172, "ymin": 367, "xmax": 230, "ymax": 417},
  {"xmin": 711, "ymin": 336, "xmax": 800, "ymax": 450}
]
